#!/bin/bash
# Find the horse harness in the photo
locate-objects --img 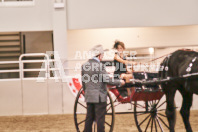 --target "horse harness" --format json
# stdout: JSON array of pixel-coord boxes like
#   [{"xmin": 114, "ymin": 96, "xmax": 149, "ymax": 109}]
[
  {"xmin": 160, "ymin": 54, "xmax": 172, "ymax": 79},
  {"xmin": 186, "ymin": 57, "xmax": 197, "ymax": 74},
  {"xmin": 185, "ymin": 56, "xmax": 197, "ymax": 91},
  {"xmin": 161, "ymin": 50, "xmax": 197, "ymax": 77}
]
